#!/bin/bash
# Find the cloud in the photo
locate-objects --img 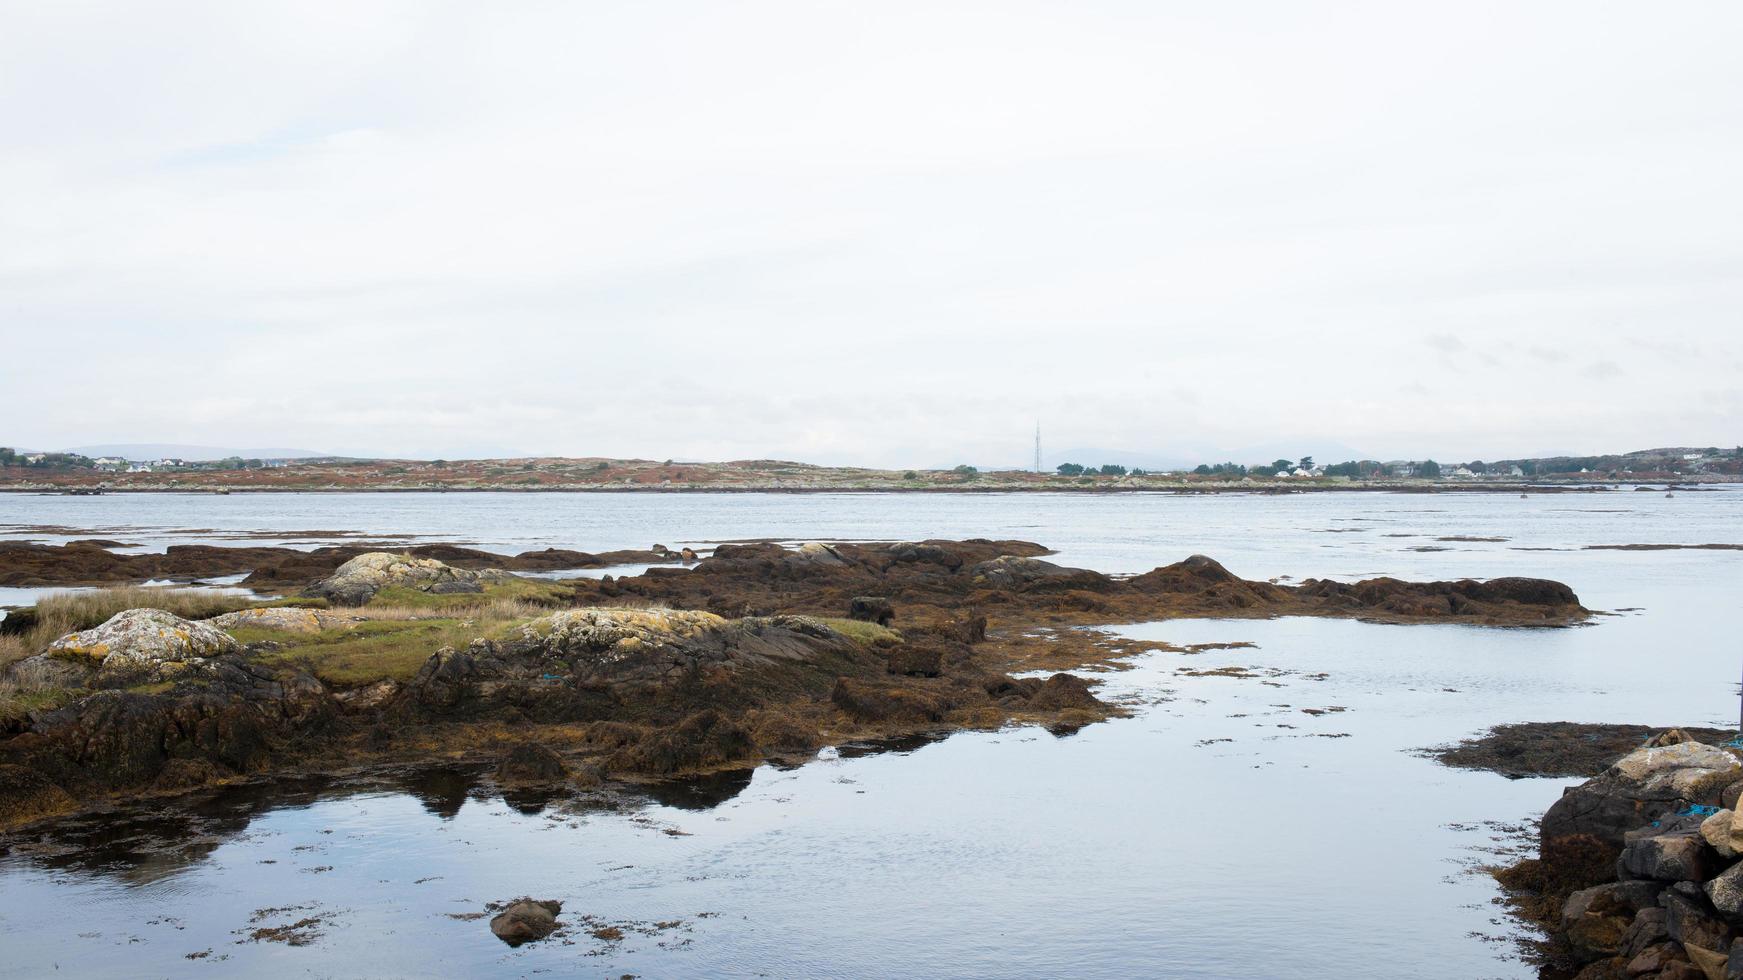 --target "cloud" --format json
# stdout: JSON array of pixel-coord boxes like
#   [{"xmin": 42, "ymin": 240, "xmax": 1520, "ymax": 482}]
[{"xmin": 0, "ymin": 2, "xmax": 1739, "ymax": 464}]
